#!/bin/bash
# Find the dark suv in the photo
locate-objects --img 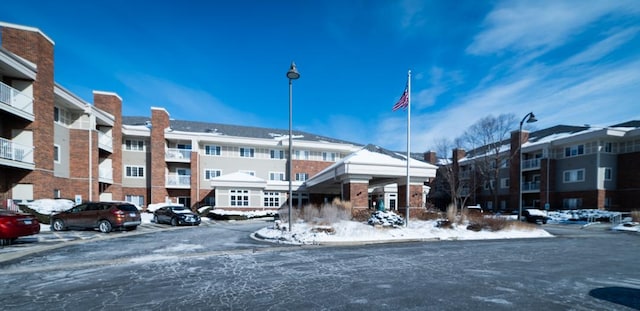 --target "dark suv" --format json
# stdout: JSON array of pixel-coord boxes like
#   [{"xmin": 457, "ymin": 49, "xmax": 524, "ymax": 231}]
[{"xmin": 51, "ymin": 202, "xmax": 141, "ymax": 233}]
